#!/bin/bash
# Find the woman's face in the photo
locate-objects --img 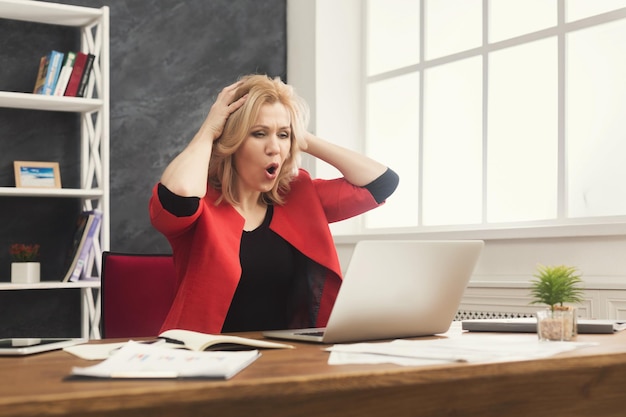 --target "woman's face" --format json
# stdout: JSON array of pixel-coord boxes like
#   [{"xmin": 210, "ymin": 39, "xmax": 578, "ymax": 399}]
[{"xmin": 233, "ymin": 102, "xmax": 292, "ymax": 196}]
